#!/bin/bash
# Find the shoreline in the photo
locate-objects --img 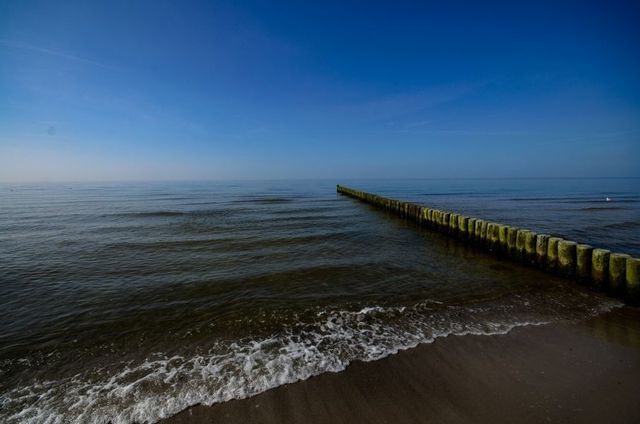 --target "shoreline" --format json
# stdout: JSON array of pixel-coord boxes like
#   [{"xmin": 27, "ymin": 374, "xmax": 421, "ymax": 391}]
[{"xmin": 164, "ymin": 307, "xmax": 640, "ymax": 424}]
